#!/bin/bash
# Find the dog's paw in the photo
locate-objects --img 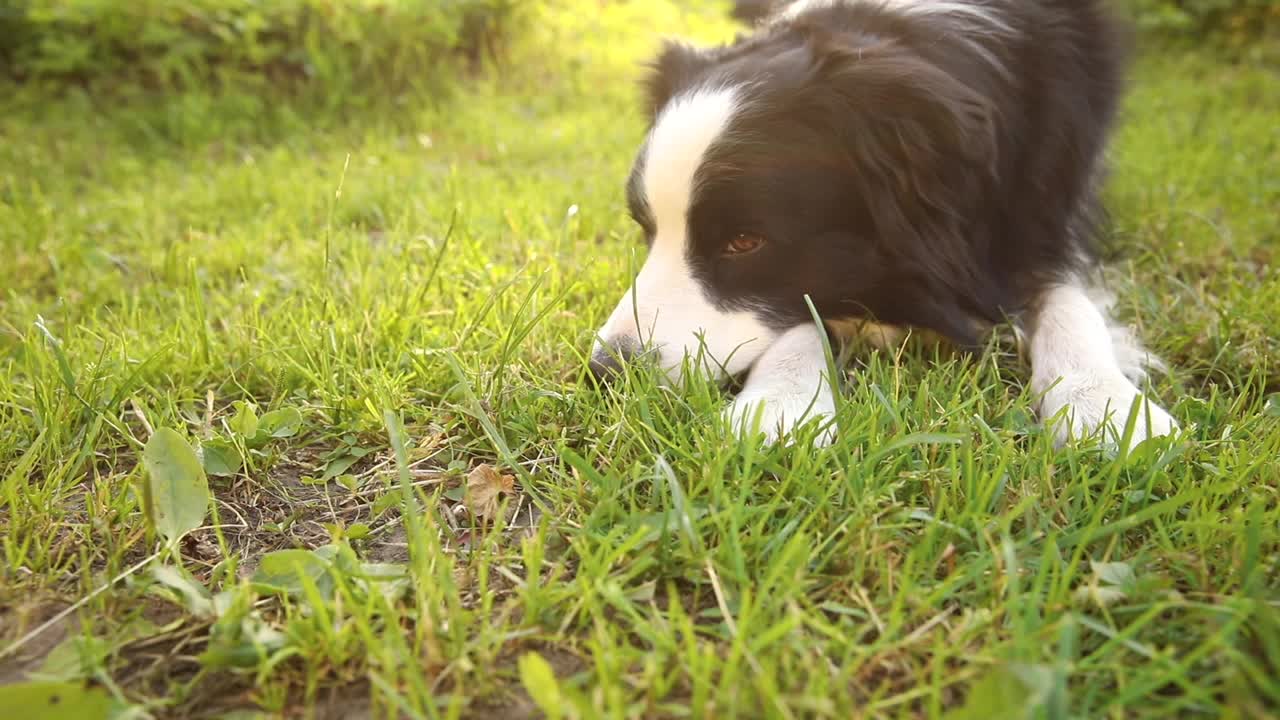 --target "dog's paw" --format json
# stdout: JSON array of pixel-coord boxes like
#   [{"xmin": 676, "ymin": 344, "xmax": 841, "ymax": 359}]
[
  {"xmin": 1038, "ymin": 370, "xmax": 1179, "ymax": 451},
  {"xmin": 723, "ymin": 388, "xmax": 837, "ymax": 446}
]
